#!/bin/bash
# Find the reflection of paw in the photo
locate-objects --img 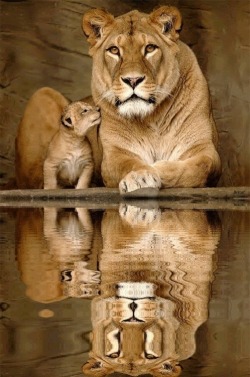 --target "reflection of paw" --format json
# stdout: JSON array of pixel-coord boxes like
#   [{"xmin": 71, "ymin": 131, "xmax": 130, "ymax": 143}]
[
  {"xmin": 119, "ymin": 169, "xmax": 161, "ymax": 193},
  {"xmin": 119, "ymin": 204, "xmax": 161, "ymax": 226}
]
